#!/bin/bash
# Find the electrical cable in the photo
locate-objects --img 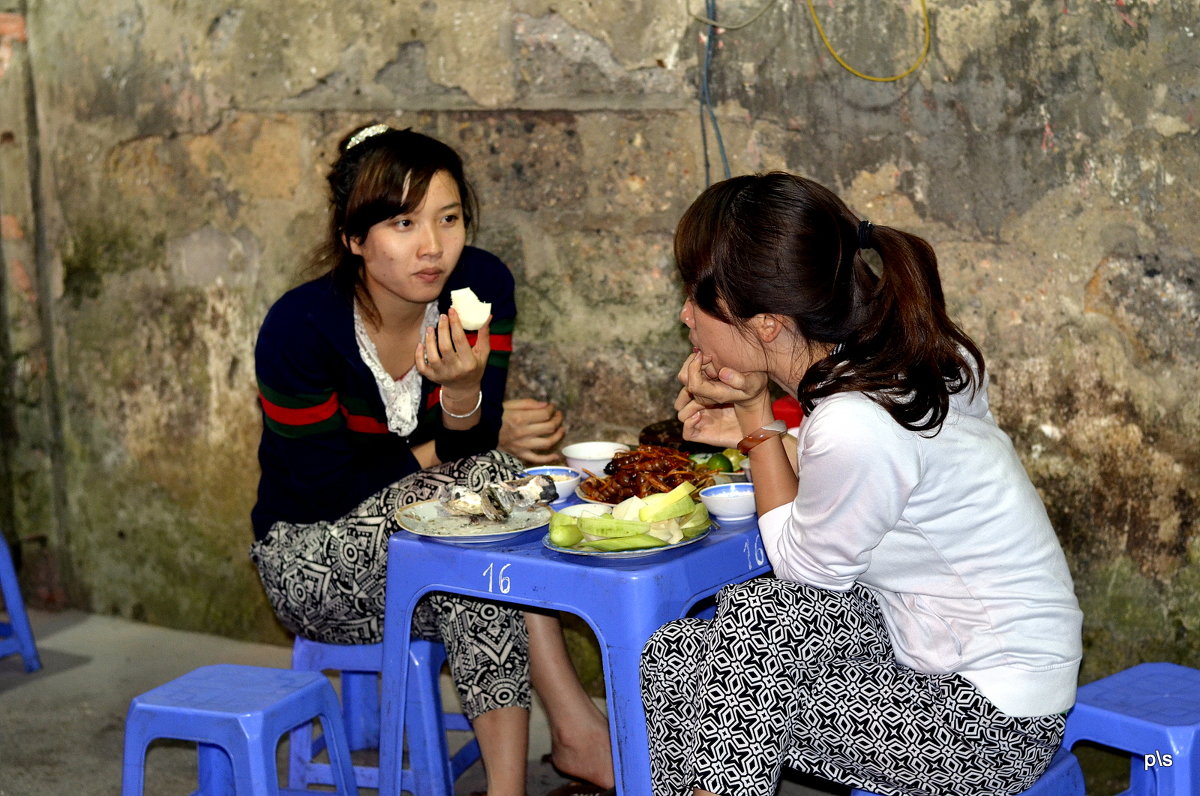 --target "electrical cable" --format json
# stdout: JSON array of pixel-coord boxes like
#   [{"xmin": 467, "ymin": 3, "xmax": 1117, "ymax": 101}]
[
  {"xmin": 805, "ymin": 0, "xmax": 931, "ymax": 82},
  {"xmin": 689, "ymin": 0, "xmax": 781, "ymax": 30},
  {"xmin": 692, "ymin": 0, "xmax": 931, "ymax": 185},
  {"xmin": 699, "ymin": 0, "xmax": 732, "ymax": 184}
]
